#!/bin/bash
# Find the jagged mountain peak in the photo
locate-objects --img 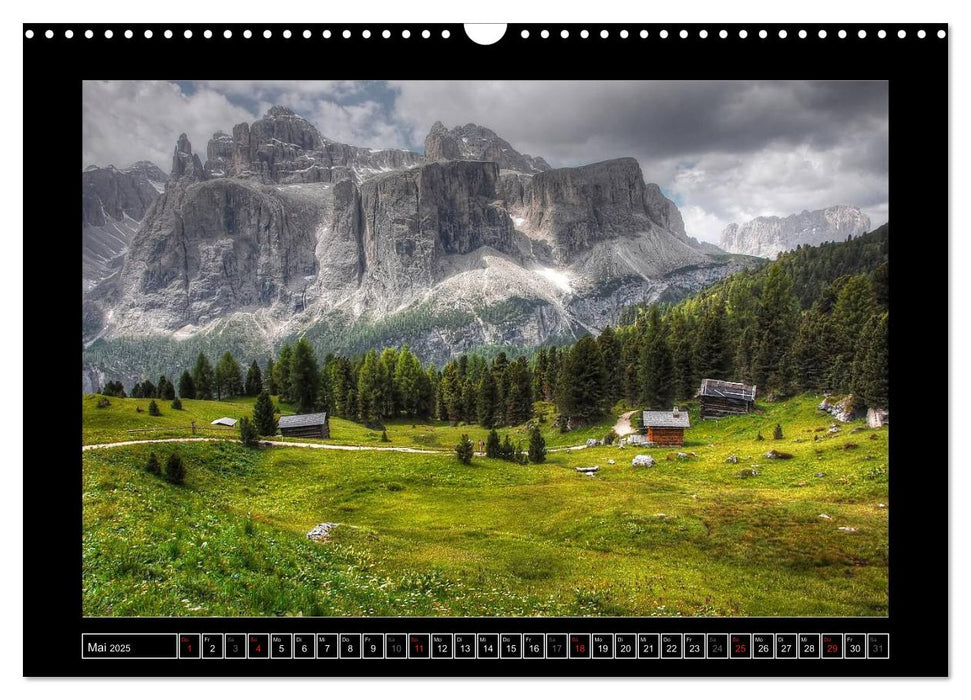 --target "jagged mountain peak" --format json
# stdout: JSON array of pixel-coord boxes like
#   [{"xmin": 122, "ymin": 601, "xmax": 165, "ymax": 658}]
[{"xmin": 424, "ymin": 121, "xmax": 552, "ymax": 174}]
